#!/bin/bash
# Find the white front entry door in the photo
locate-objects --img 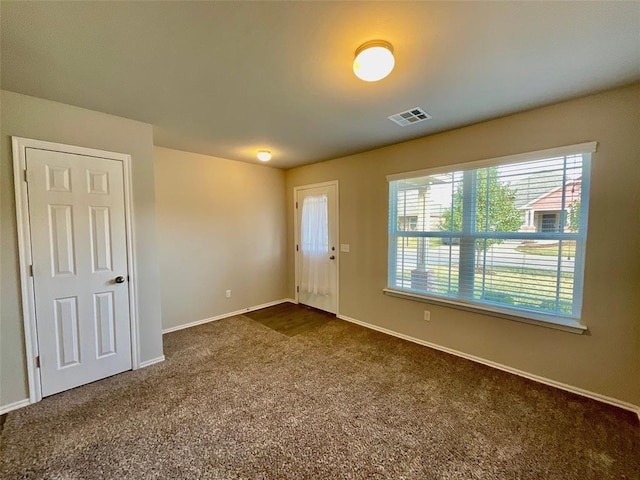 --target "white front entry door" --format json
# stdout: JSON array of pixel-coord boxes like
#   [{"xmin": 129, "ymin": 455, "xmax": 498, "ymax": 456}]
[
  {"xmin": 295, "ymin": 183, "xmax": 338, "ymax": 314},
  {"xmin": 27, "ymin": 148, "xmax": 132, "ymax": 397}
]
